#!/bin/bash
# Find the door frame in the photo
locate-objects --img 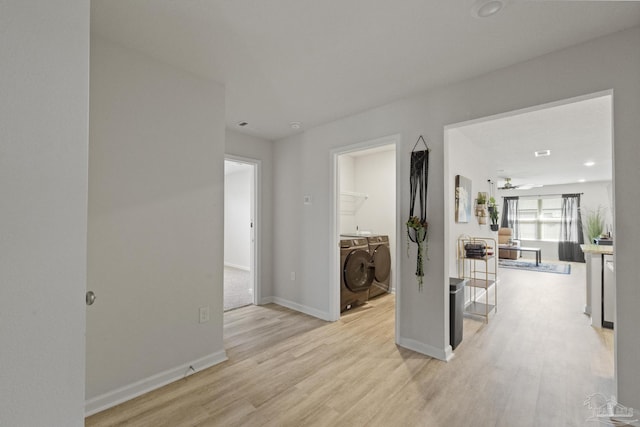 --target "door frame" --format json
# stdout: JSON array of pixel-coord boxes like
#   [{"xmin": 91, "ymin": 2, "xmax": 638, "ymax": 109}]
[
  {"xmin": 329, "ymin": 134, "xmax": 401, "ymax": 338},
  {"xmin": 443, "ymin": 89, "xmax": 614, "ymax": 349},
  {"xmin": 224, "ymin": 155, "xmax": 261, "ymax": 306}
]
